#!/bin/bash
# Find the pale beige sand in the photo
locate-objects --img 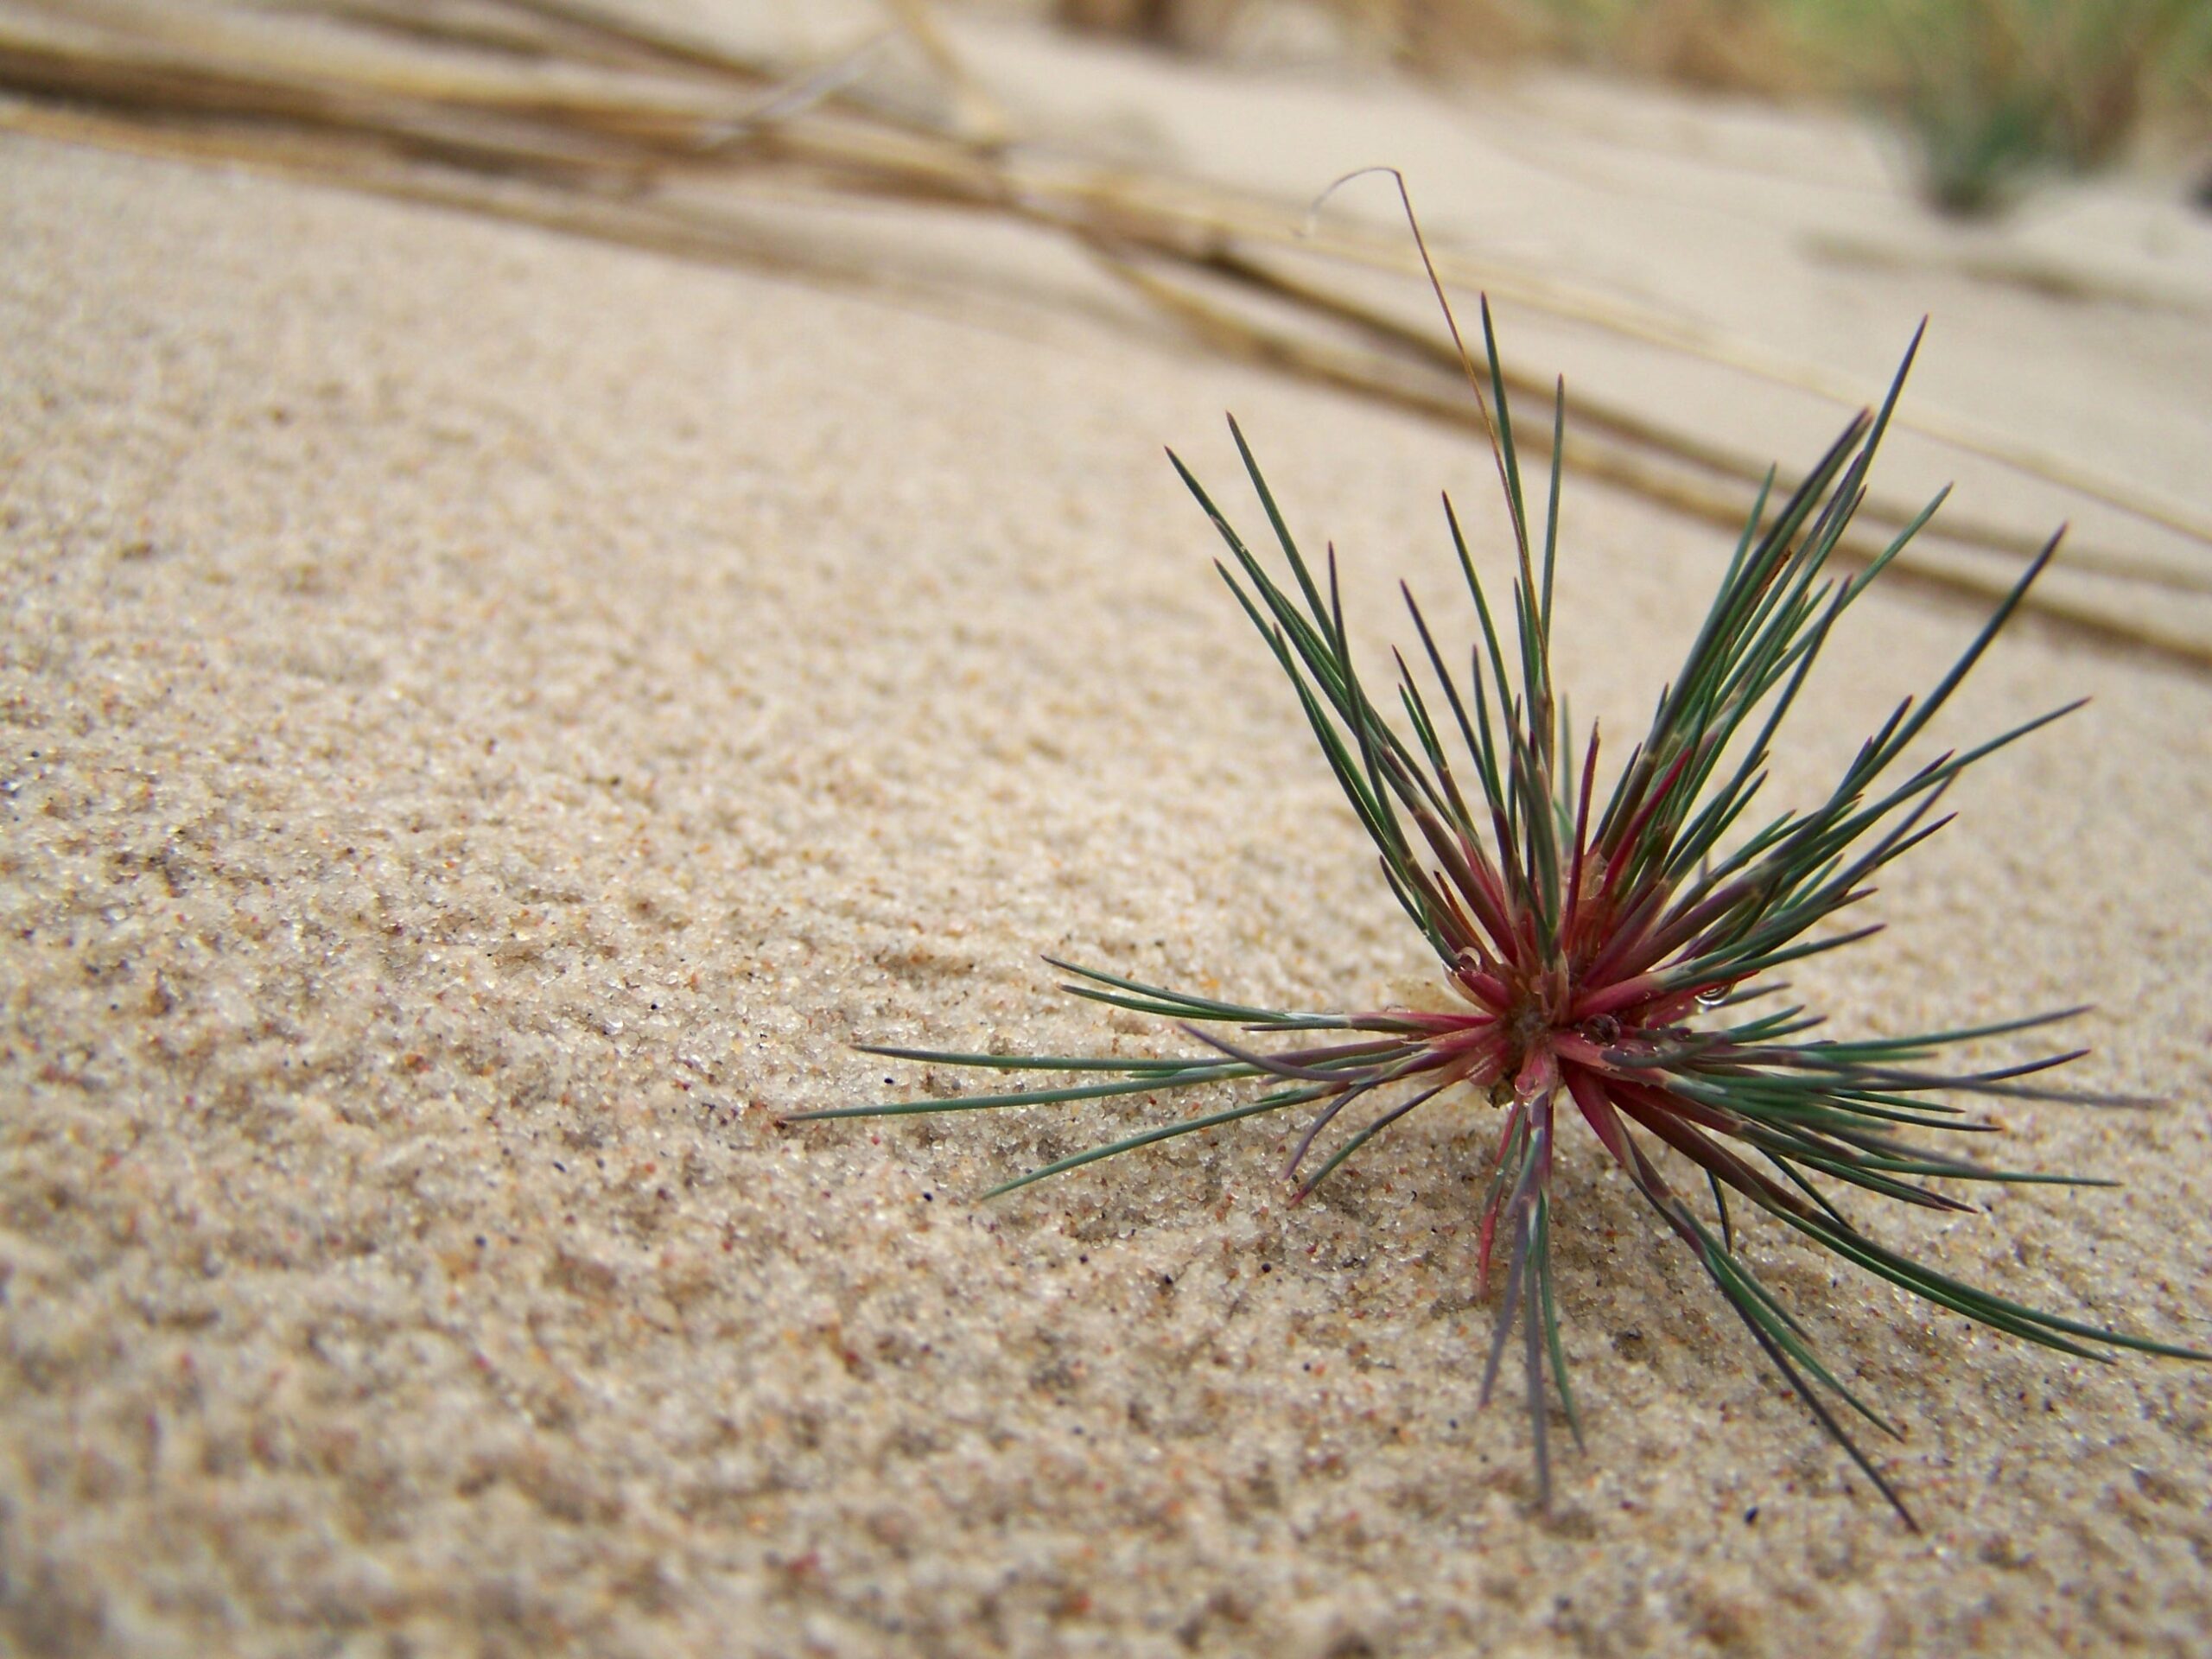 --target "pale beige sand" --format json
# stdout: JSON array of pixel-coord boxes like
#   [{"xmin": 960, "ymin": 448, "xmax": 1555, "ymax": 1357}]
[{"xmin": 3, "ymin": 19, "xmax": 2212, "ymax": 1658}]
